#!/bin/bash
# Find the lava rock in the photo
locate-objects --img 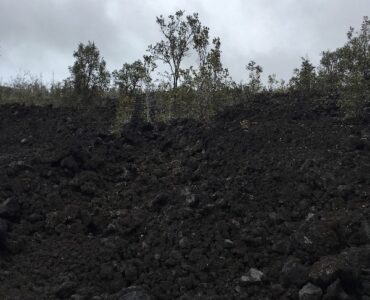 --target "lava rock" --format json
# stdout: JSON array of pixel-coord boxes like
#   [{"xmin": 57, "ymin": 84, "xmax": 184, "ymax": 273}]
[
  {"xmin": 181, "ymin": 187, "xmax": 200, "ymax": 208},
  {"xmin": 165, "ymin": 250, "xmax": 183, "ymax": 266},
  {"xmin": 0, "ymin": 197, "xmax": 20, "ymax": 220},
  {"xmin": 27, "ymin": 213, "xmax": 43, "ymax": 223},
  {"xmin": 60, "ymin": 155, "xmax": 79, "ymax": 172},
  {"xmin": 336, "ymin": 184, "xmax": 354, "ymax": 200},
  {"xmin": 124, "ymin": 264, "xmax": 138, "ymax": 282},
  {"xmin": 7, "ymin": 160, "xmax": 33, "ymax": 176},
  {"xmin": 115, "ymin": 286, "xmax": 152, "ymax": 300},
  {"xmin": 345, "ymin": 135, "xmax": 364, "ymax": 151},
  {"xmin": 272, "ymin": 238, "xmax": 292, "ymax": 254},
  {"xmin": 294, "ymin": 218, "xmax": 340, "ymax": 257},
  {"xmin": 362, "ymin": 220, "xmax": 370, "ymax": 243},
  {"xmin": 271, "ymin": 284, "xmax": 285, "ymax": 298},
  {"xmin": 100, "ymin": 263, "xmax": 114, "ymax": 280},
  {"xmin": 185, "ymin": 193, "xmax": 200, "ymax": 208},
  {"xmin": 64, "ymin": 204, "xmax": 80, "ymax": 221},
  {"xmin": 299, "ymin": 282, "xmax": 323, "ymax": 300},
  {"xmin": 80, "ymin": 182, "xmax": 97, "ymax": 195},
  {"xmin": 150, "ymin": 192, "xmax": 170, "ymax": 210},
  {"xmin": 240, "ymin": 268, "xmax": 264, "ymax": 285},
  {"xmin": 281, "ymin": 256, "xmax": 309, "ymax": 287},
  {"xmin": 0, "ymin": 218, "xmax": 8, "ymax": 243},
  {"xmin": 309, "ymin": 255, "xmax": 355, "ymax": 288},
  {"xmin": 323, "ymin": 279, "xmax": 349, "ymax": 300},
  {"xmin": 55, "ymin": 281, "xmax": 77, "ymax": 299}
]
